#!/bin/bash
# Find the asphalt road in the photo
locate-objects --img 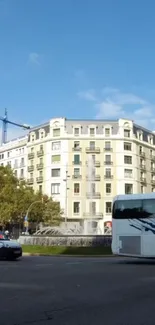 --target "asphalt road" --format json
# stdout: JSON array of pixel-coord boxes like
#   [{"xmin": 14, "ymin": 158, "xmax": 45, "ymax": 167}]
[{"xmin": 0, "ymin": 256, "xmax": 155, "ymax": 325}]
